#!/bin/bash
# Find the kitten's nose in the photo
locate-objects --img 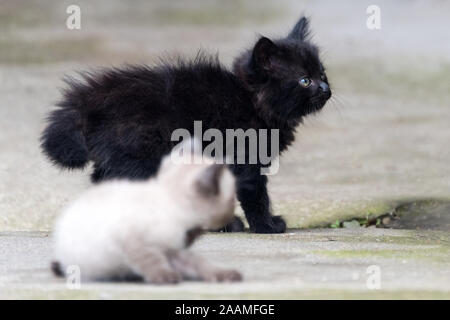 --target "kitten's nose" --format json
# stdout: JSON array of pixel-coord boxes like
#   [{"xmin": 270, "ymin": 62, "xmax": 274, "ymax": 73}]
[{"xmin": 319, "ymin": 81, "xmax": 330, "ymax": 93}]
